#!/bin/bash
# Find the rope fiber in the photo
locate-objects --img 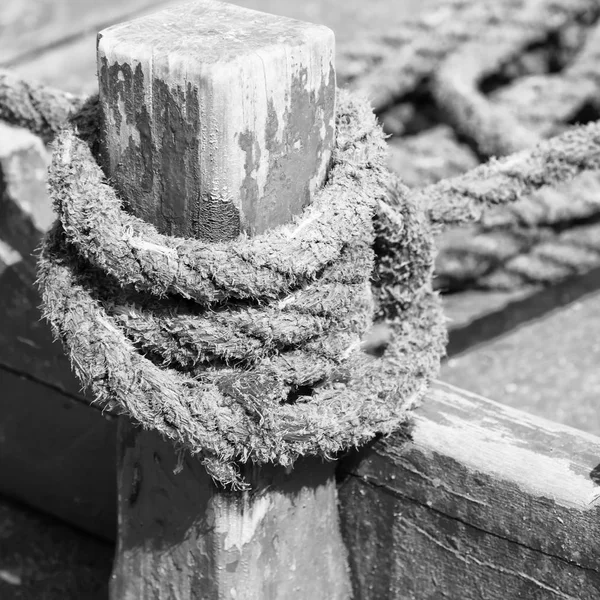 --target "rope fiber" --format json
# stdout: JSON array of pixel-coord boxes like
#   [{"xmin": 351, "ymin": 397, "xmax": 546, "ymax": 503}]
[
  {"xmin": 38, "ymin": 91, "xmax": 449, "ymax": 488},
  {"xmin": 4, "ymin": 0, "xmax": 600, "ymax": 486}
]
